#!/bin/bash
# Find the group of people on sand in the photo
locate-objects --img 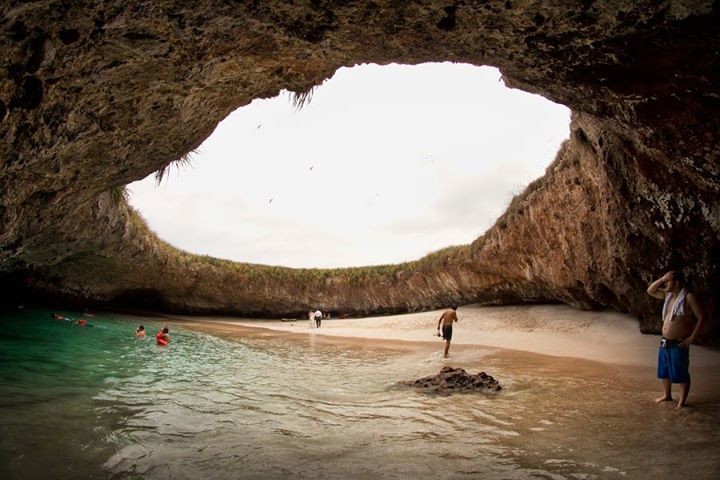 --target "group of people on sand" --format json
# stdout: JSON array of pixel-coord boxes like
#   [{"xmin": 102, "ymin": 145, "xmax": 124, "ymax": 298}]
[
  {"xmin": 307, "ymin": 308, "xmax": 327, "ymax": 328},
  {"xmin": 135, "ymin": 324, "xmax": 170, "ymax": 345},
  {"xmin": 433, "ymin": 270, "xmax": 705, "ymax": 410}
]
